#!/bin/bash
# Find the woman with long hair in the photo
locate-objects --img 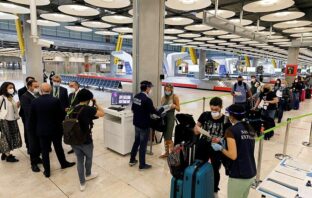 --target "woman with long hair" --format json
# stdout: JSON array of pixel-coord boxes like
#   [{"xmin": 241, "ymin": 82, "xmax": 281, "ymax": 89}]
[{"xmin": 0, "ymin": 82, "xmax": 22, "ymax": 162}]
